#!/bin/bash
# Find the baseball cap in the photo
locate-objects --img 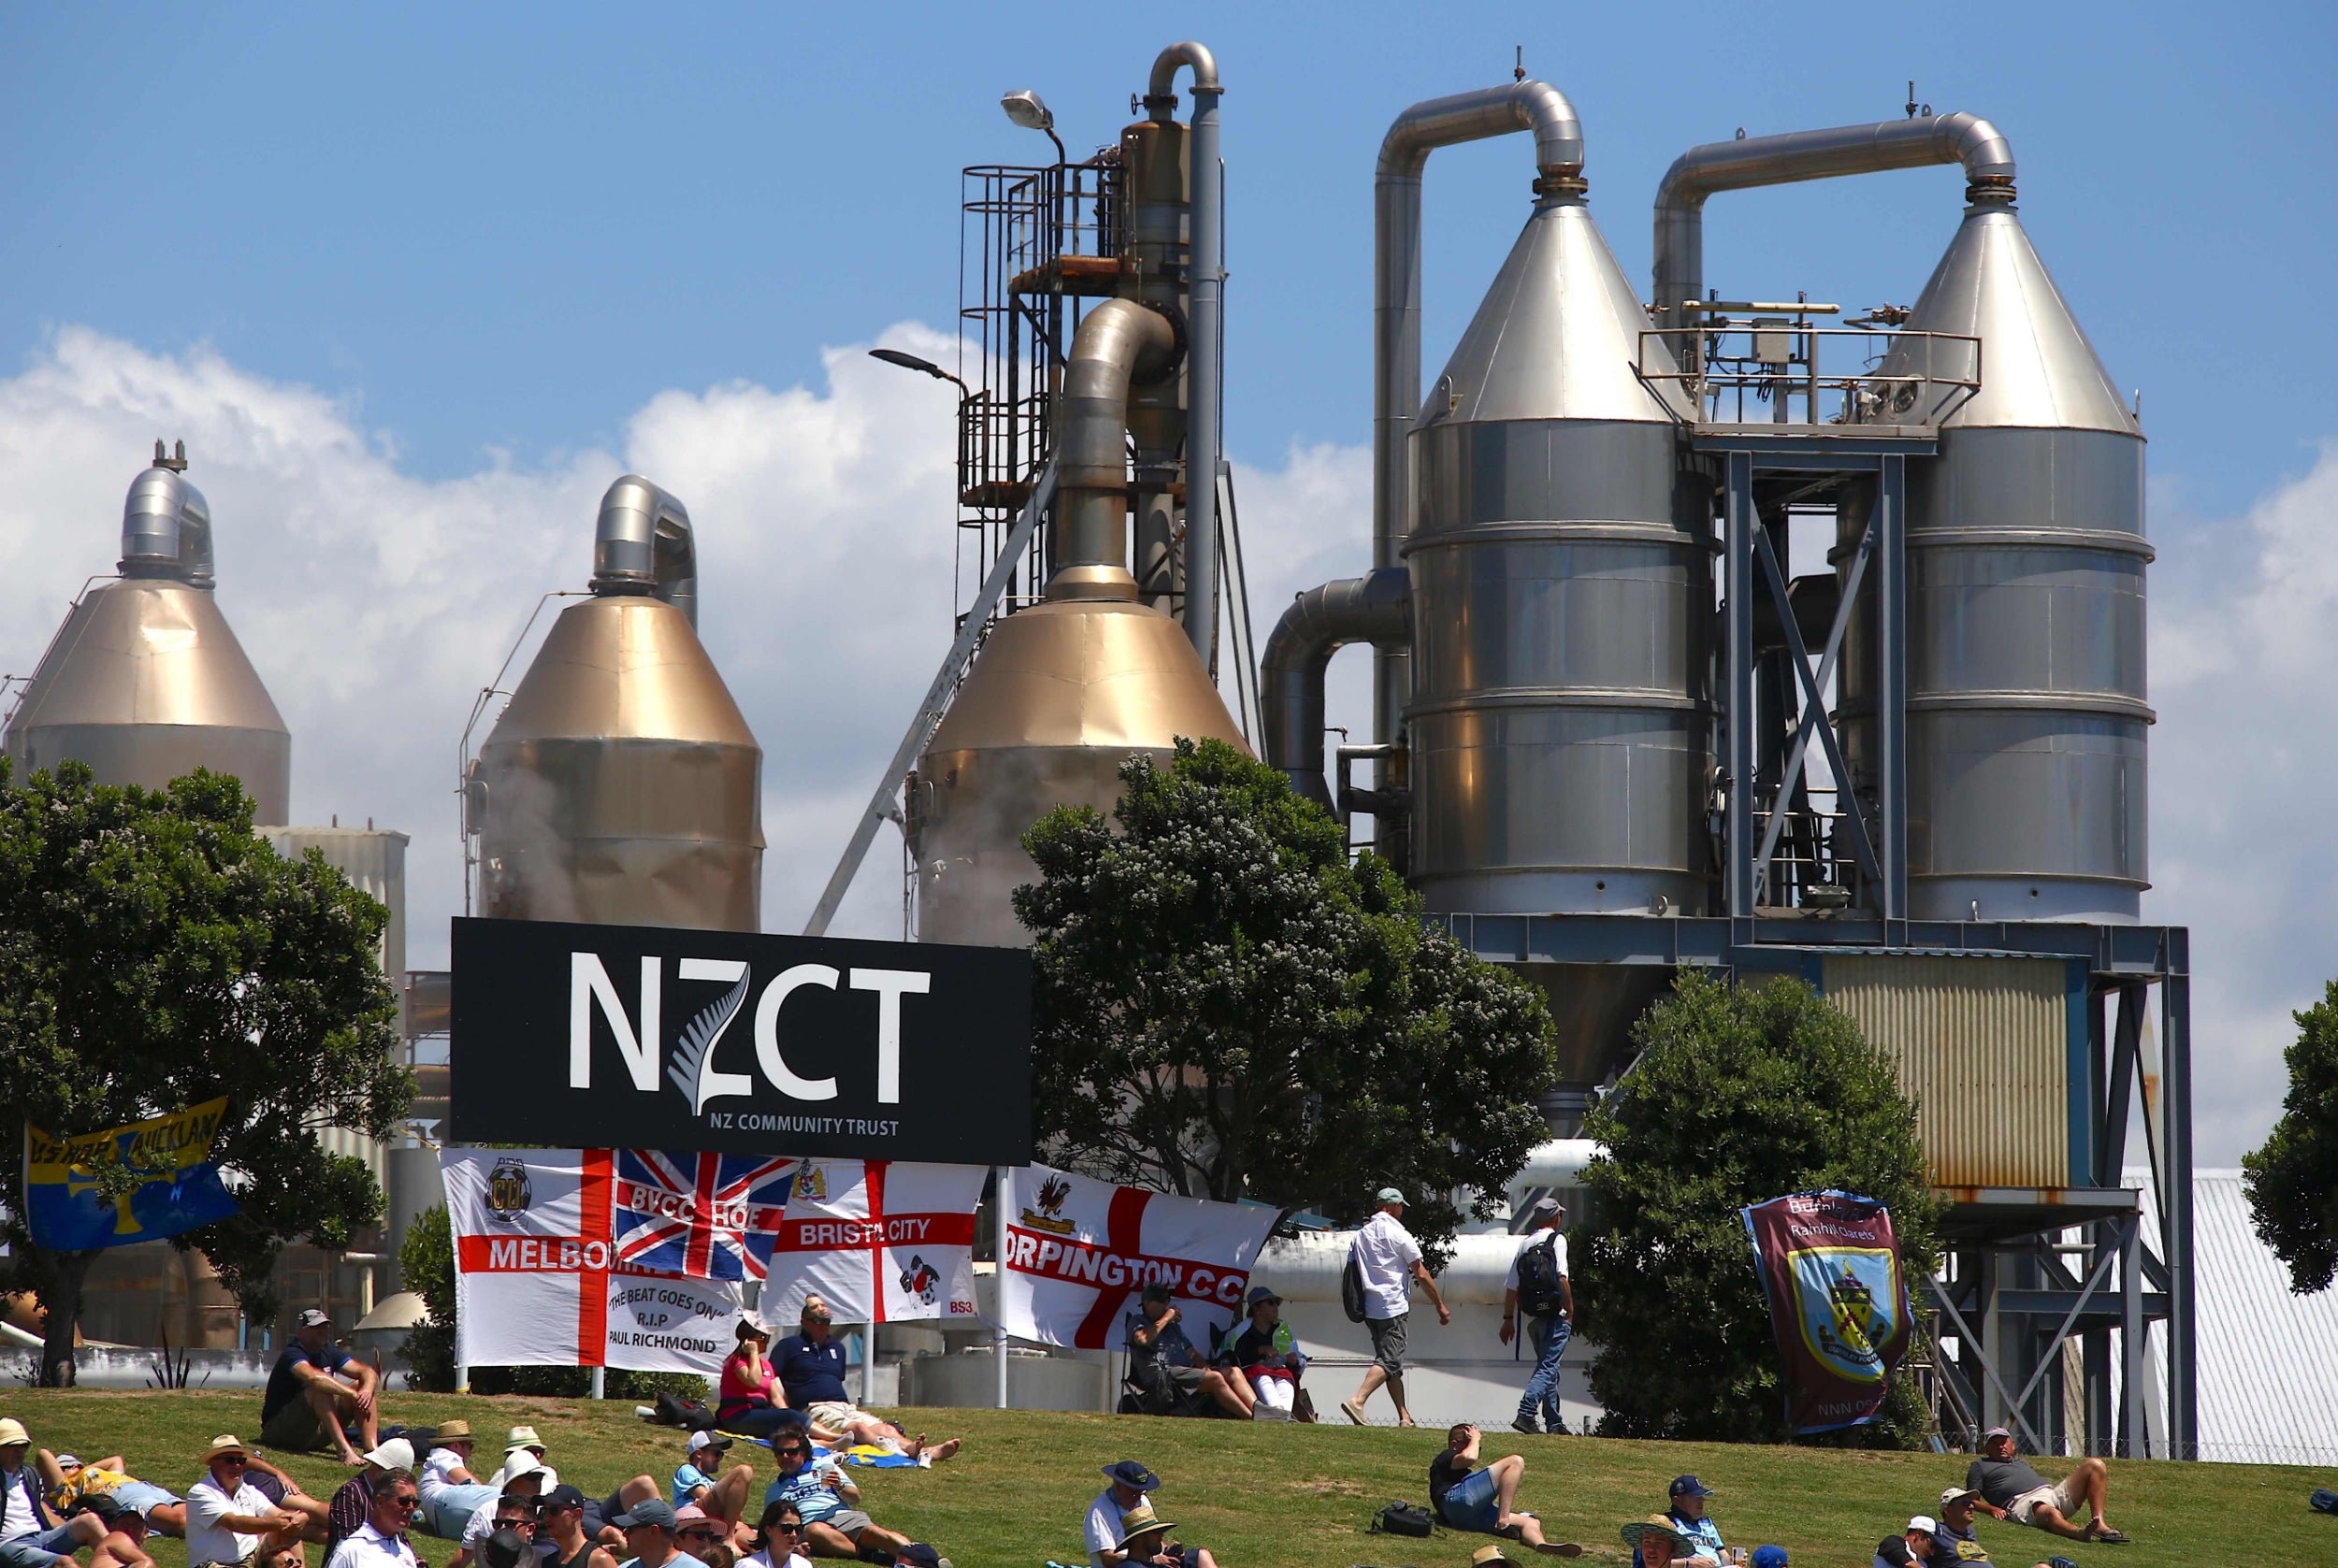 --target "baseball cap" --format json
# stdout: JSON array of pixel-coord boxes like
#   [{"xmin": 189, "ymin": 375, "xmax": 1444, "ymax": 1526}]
[
  {"xmin": 1100, "ymin": 1460, "xmax": 1161, "ymax": 1491},
  {"xmin": 895, "ymin": 1546, "xmax": 953, "ymax": 1568},
  {"xmin": 1907, "ymin": 1516, "xmax": 1938, "ymax": 1535},
  {"xmin": 1981, "ymin": 1425, "xmax": 2012, "ymax": 1442},
  {"xmin": 540, "ymin": 1486, "xmax": 590, "ymax": 1512},
  {"xmin": 295, "ymin": 1308, "xmax": 331, "ymax": 1329},
  {"xmin": 1669, "ymin": 1474, "xmax": 1714, "ymax": 1499},
  {"xmin": 613, "ymin": 1499, "xmax": 677, "ymax": 1531},
  {"xmin": 363, "ymin": 1438, "xmax": 416, "ymax": 1472},
  {"xmin": 1752, "ymin": 1547, "xmax": 1790, "ymax": 1568},
  {"xmin": 686, "ymin": 1430, "xmax": 731, "ymax": 1455},
  {"xmin": 1528, "ymin": 1196, "xmax": 1564, "ymax": 1221},
  {"xmin": 52, "ymin": 1456, "xmax": 79, "ymax": 1471},
  {"xmin": 1376, "ymin": 1187, "xmax": 1406, "ymax": 1205},
  {"xmin": 1939, "ymin": 1487, "xmax": 1982, "ymax": 1509}
]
